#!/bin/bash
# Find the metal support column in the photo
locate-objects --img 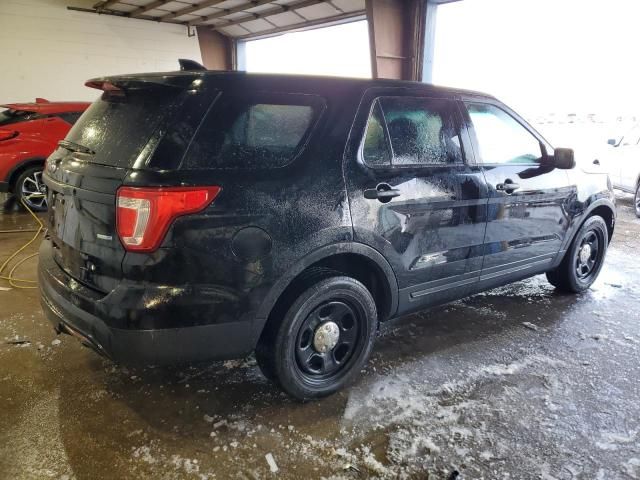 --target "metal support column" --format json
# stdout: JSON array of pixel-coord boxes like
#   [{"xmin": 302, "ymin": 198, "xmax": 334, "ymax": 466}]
[
  {"xmin": 366, "ymin": 0, "xmax": 426, "ymax": 81},
  {"xmin": 196, "ymin": 27, "xmax": 236, "ymax": 70},
  {"xmin": 422, "ymin": 0, "xmax": 439, "ymax": 83}
]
